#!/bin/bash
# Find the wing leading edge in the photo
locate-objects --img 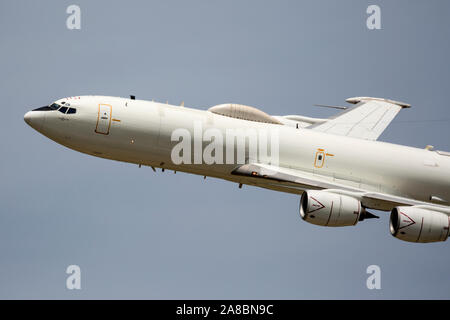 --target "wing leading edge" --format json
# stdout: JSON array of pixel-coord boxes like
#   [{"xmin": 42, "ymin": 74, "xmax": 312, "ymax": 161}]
[{"xmin": 308, "ymin": 97, "xmax": 411, "ymax": 141}]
